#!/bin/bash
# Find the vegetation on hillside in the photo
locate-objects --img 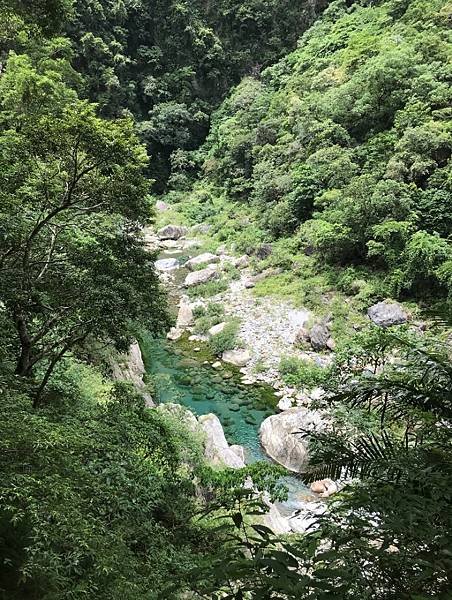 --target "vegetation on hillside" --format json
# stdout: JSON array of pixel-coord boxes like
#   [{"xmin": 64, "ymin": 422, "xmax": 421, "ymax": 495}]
[
  {"xmin": 1, "ymin": 0, "xmax": 452, "ymax": 598},
  {"xmin": 172, "ymin": 0, "xmax": 452, "ymax": 307}
]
